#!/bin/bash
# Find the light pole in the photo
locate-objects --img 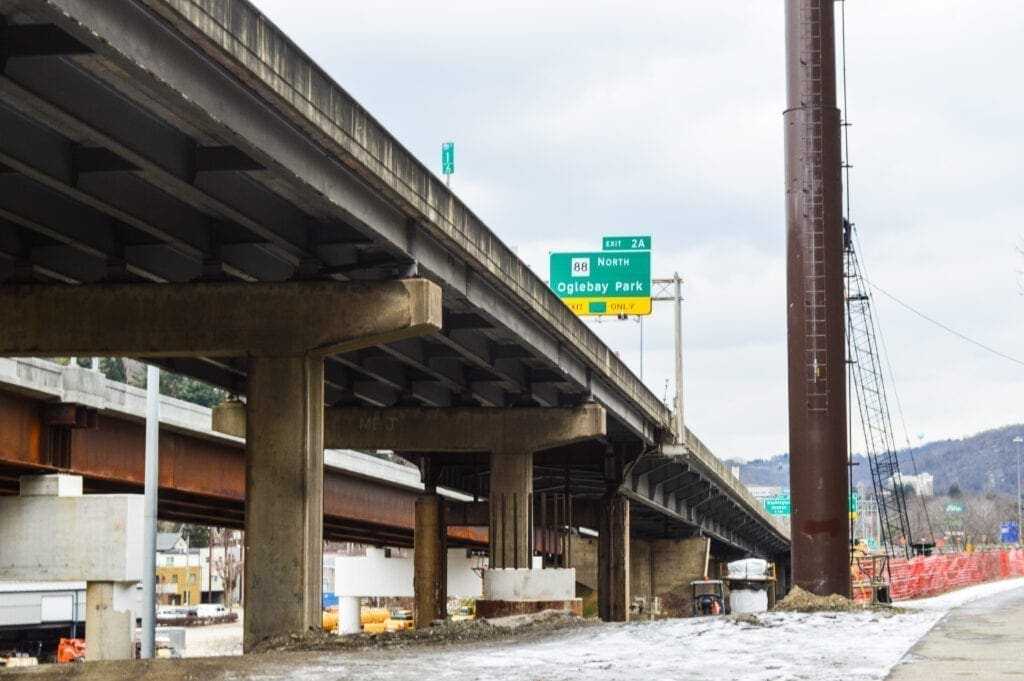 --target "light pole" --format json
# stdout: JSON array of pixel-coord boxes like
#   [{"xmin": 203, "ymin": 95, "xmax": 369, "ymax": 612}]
[{"xmin": 1014, "ymin": 436, "xmax": 1023, "ymax": 546}]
